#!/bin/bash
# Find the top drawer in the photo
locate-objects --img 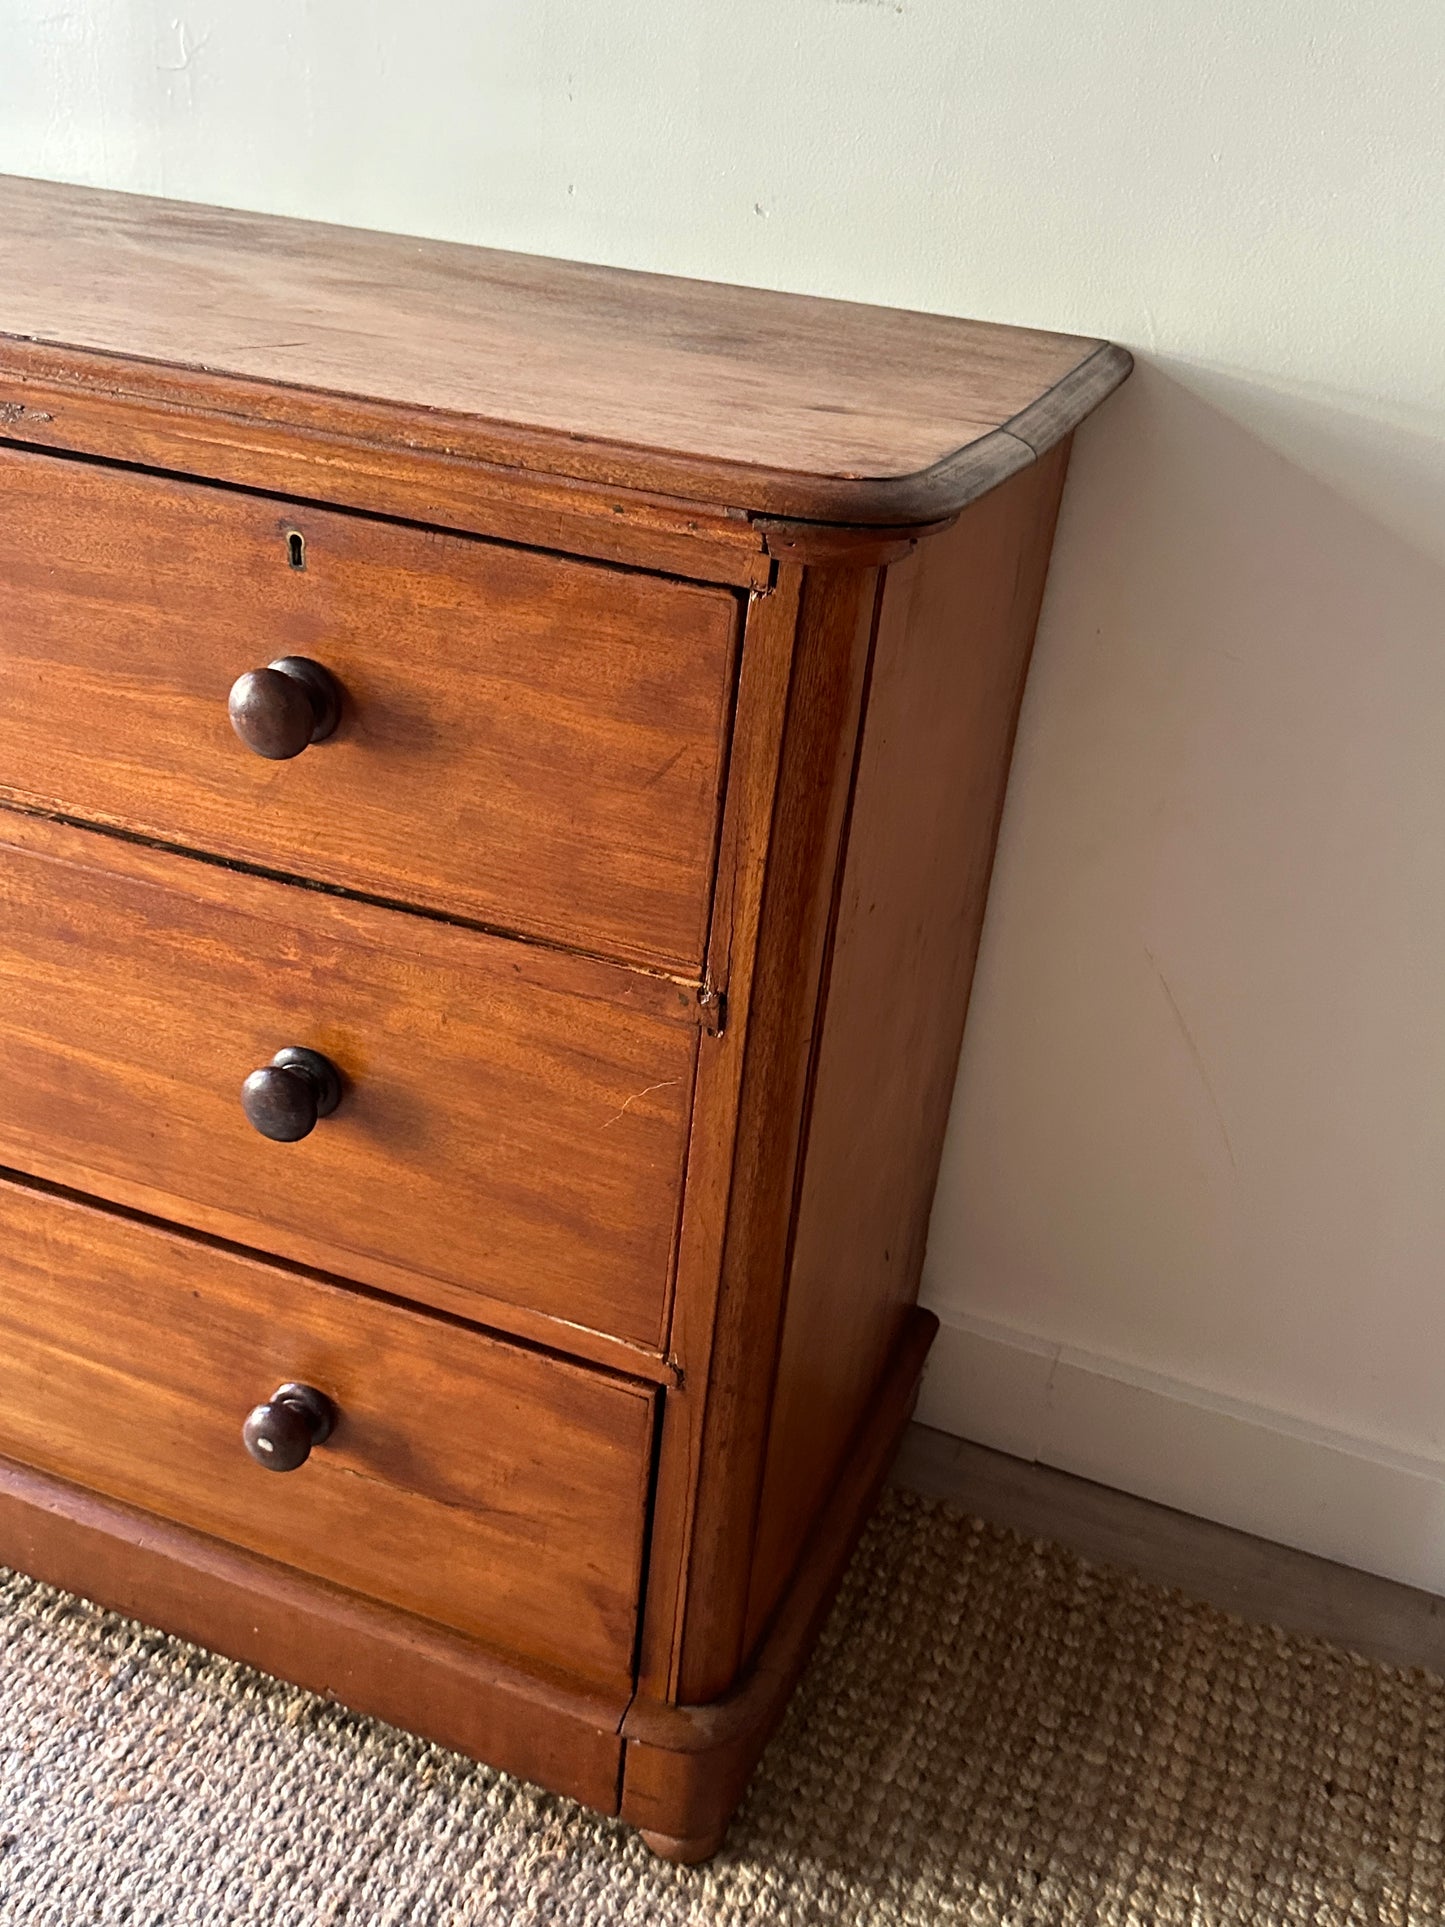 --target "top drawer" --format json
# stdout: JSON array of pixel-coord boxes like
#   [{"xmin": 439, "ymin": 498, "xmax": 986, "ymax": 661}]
[{"xmin": 0, "ymin": 446, "xmax": 739, "ymax": 972}]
